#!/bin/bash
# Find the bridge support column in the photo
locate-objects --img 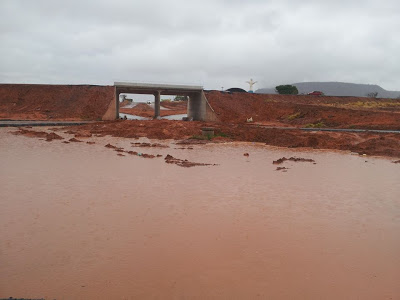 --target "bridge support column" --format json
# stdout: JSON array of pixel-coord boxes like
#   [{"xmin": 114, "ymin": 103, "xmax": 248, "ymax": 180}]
[
  {"xmin": 187, "ymin": 91, "xmax": 218, "ymax": 121},
  {"xmin": 188, "ymin": 92, "xmax": 206, "ymax": 121},
  {"xmin": 154, "ymin": 90, "xmax": 161, "ymax": 119},
  {"xmin": 116, "ymin": 90, "xmax": 120, "ymax": 119}
]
